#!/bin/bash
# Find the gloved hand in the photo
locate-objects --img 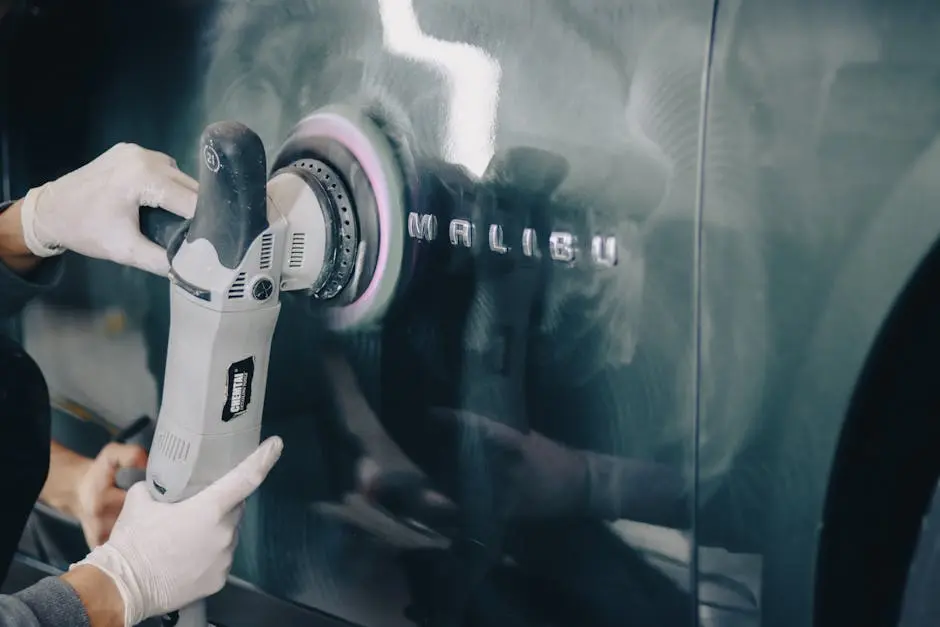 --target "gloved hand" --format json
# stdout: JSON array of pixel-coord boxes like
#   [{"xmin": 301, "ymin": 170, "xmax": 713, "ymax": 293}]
[
  {"xmin": 19, "ymin": 142, "xmax": 197, "ymax": 275},
  {"xmin": 74, "ymin": 436, "xmax": 283, "ymax": 627}
]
